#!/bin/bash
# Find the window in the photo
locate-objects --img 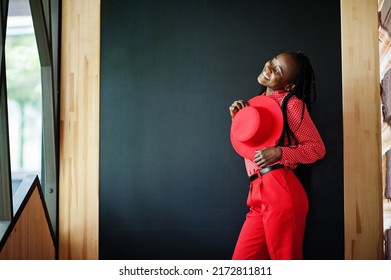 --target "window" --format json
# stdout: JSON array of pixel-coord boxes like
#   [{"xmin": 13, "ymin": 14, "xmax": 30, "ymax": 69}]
[
  {"xmin": 0, "ymin": 0, "xmax": 60, "ymax": 240},
  {"xmin": 6, "ymin": 0, "xmax": 42, "ymax": 194}
]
